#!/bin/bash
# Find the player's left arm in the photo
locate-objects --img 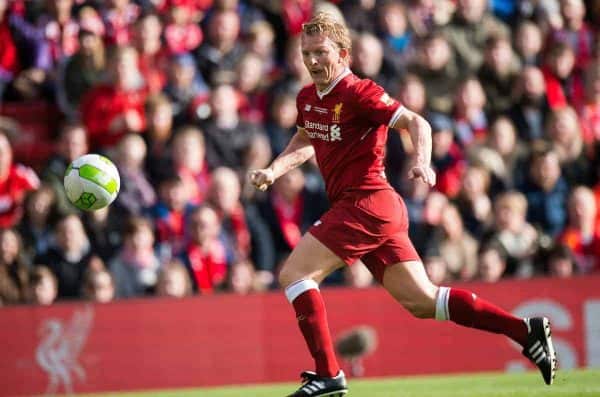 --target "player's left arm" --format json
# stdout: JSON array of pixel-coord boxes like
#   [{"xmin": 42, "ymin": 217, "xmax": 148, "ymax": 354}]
[{"xmin": 391, "ymin": 109, "xmax": 436, "ymax": 187}]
